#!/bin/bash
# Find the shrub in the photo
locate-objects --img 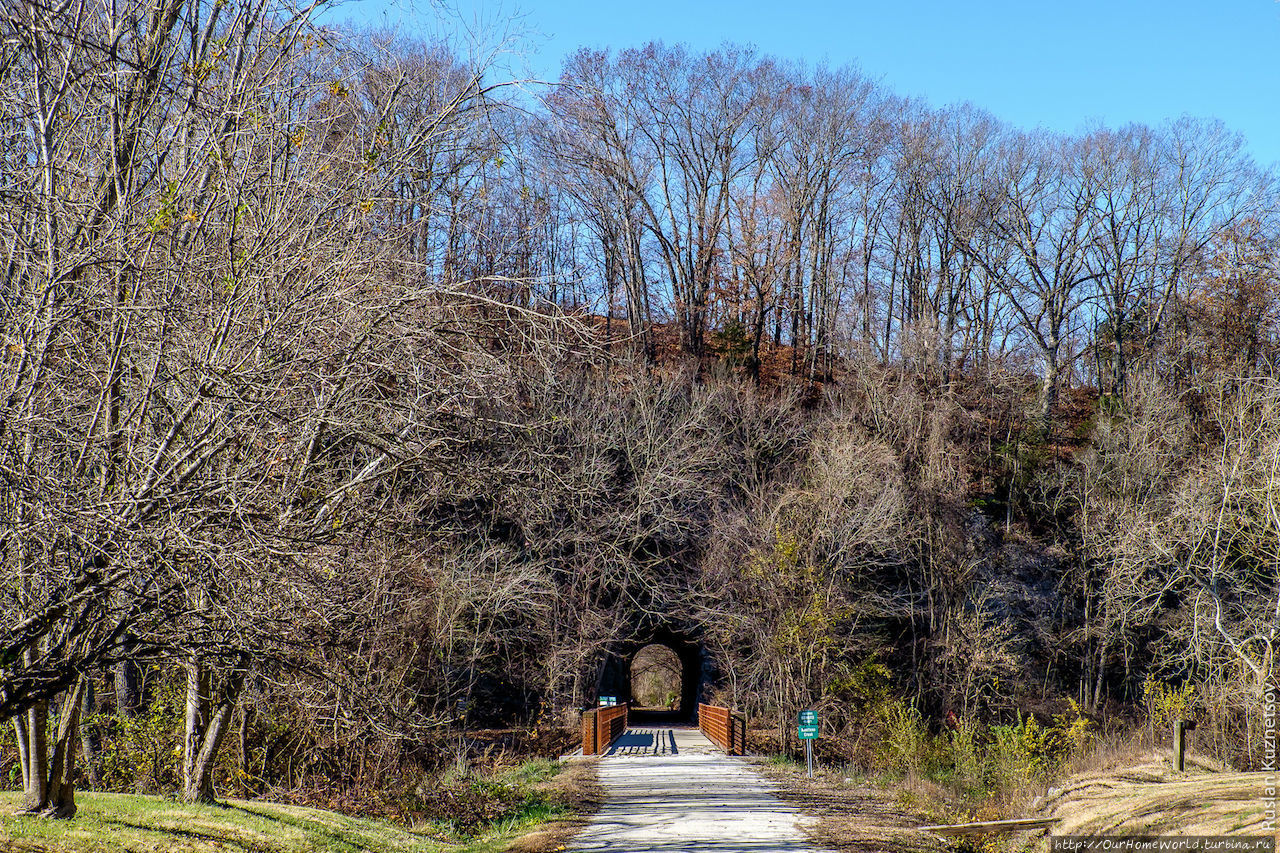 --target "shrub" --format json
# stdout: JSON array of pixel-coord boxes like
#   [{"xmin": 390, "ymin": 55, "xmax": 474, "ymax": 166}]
[
  {"xmin": 986, "ymin": 714, "xmax": 1045, "ymax": 792},
  {"xmin": 1048, "ymin": 700, "xmax": 1095, "ymax": 760},
  {"xmin": 875, "ymin": 700, "xmax": 933, "ymax": 775},
  {"xmin": 0, "ymin": 718, "xmax": 17, "ymax": 790},
  {"xmin": 92, "ymin": 672, "xmax": 185, "ymax": 793},
  {"xmin": 1142, "ymin": 677, "xmax": 1197, "ymax": 743},
  {"xmin": 930, "ymin": 704, "xmax": 1094, "ymax": 810},
  {"xmin": 948, "ymin": 716, "xmax": 983, "ymax": 794}
]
